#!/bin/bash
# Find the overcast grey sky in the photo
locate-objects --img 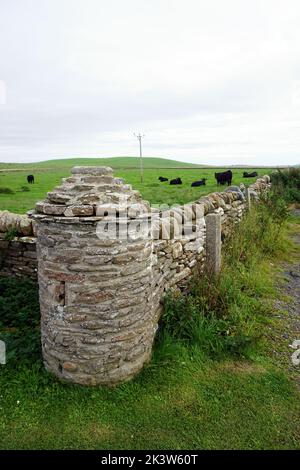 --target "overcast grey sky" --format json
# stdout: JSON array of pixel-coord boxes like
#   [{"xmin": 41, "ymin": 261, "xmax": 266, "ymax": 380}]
[{"xmin": 0, "ymin": 0, "xmax": 300, "ymax": 165}]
